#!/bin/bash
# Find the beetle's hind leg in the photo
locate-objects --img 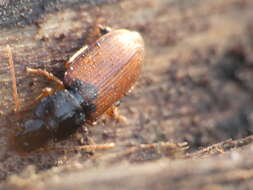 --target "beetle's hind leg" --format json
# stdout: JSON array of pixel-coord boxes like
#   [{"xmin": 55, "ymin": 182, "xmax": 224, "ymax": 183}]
[{"xmin": 105, "ymin": 105, "xmax": 128, "ymax": 123}]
